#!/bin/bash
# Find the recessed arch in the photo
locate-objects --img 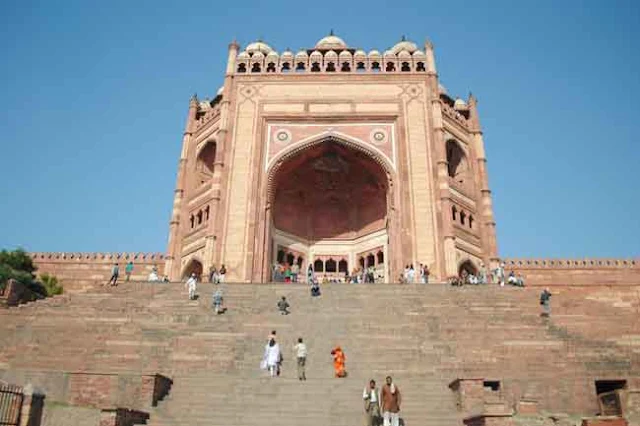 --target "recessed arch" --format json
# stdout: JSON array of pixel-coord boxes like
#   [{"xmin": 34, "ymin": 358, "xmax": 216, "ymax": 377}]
[
  {"xmin": 267, "ymin": 134, "xmax": 394, "ymax": 203},
  {"xmin": 196, "ymin": 140, "xmax": 217, "ymax": 185},
  {"xmin": 458, "ymin": 259, "xmax": 477, "ymax": 277},
  {"xmin": 182, "ymin": 257, "xmax": 203, "ymax": 279},
  {"xmin": 446, "ymin": 139, "xmax": 471, "ymax": 187}
]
